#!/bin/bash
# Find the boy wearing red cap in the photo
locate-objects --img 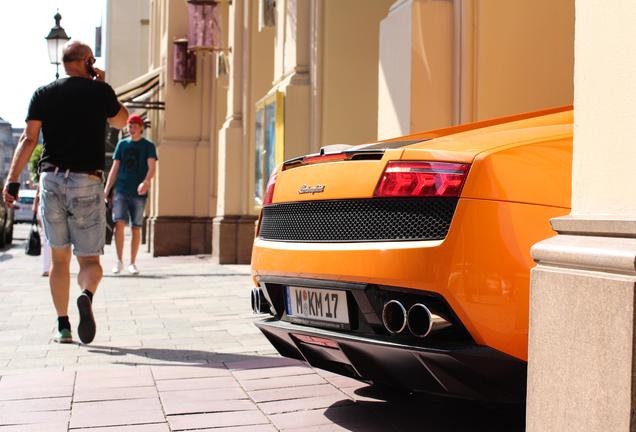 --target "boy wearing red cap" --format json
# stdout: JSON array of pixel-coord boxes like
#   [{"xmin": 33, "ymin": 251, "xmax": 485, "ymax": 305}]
[{"xmin": 104, "ymin": 114, "xmax": 157, "ymax": 274}]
